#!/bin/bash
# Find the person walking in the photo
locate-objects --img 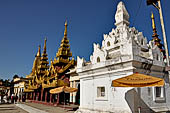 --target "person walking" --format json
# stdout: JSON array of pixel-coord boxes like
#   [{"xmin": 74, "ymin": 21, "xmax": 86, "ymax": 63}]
[
  {"xmin": 15, "ymin": 95, "xmax": 18, "ymax": 104},
  {"xmin": 11, "ymin": 94, "xmax": 14, "ymax": 103}
]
